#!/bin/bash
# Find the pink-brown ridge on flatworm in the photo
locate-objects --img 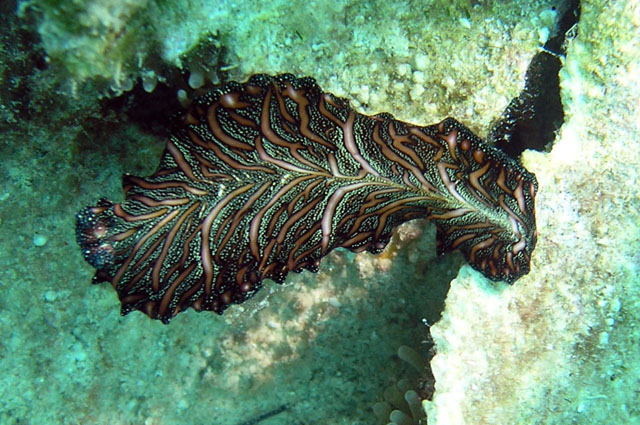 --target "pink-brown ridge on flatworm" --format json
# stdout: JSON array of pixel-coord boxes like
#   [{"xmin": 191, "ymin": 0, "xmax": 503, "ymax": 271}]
[{"xmin": 76, "ymin": 74, "xmax": 538, "ymax": 323}]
